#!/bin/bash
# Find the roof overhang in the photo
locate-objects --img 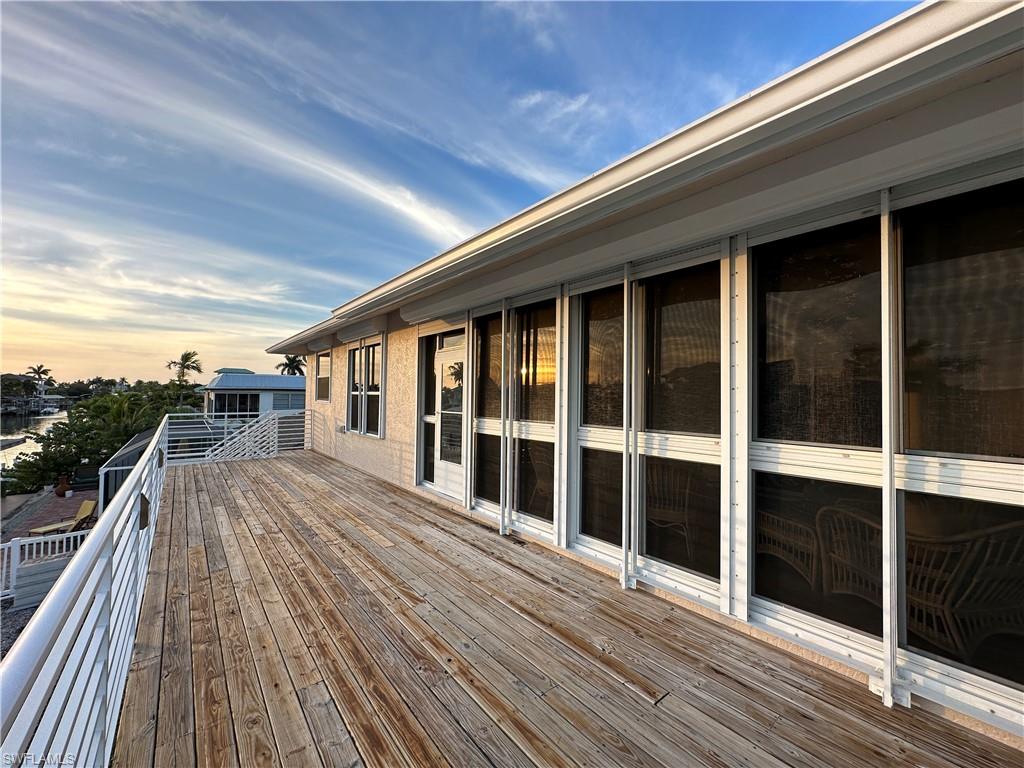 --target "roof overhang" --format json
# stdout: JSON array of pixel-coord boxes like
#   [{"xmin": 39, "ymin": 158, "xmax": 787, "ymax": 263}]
[{"xmin": 268, "ymin": 1, "xmax": 1024, "ymax": 355}]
